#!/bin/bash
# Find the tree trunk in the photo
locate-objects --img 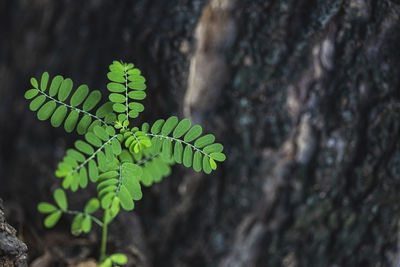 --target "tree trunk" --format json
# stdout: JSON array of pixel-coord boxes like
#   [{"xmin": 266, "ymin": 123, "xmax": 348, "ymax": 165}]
[{"xmin": 1, "ymin": 0, "xmax": 400, "ymax": 266}]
